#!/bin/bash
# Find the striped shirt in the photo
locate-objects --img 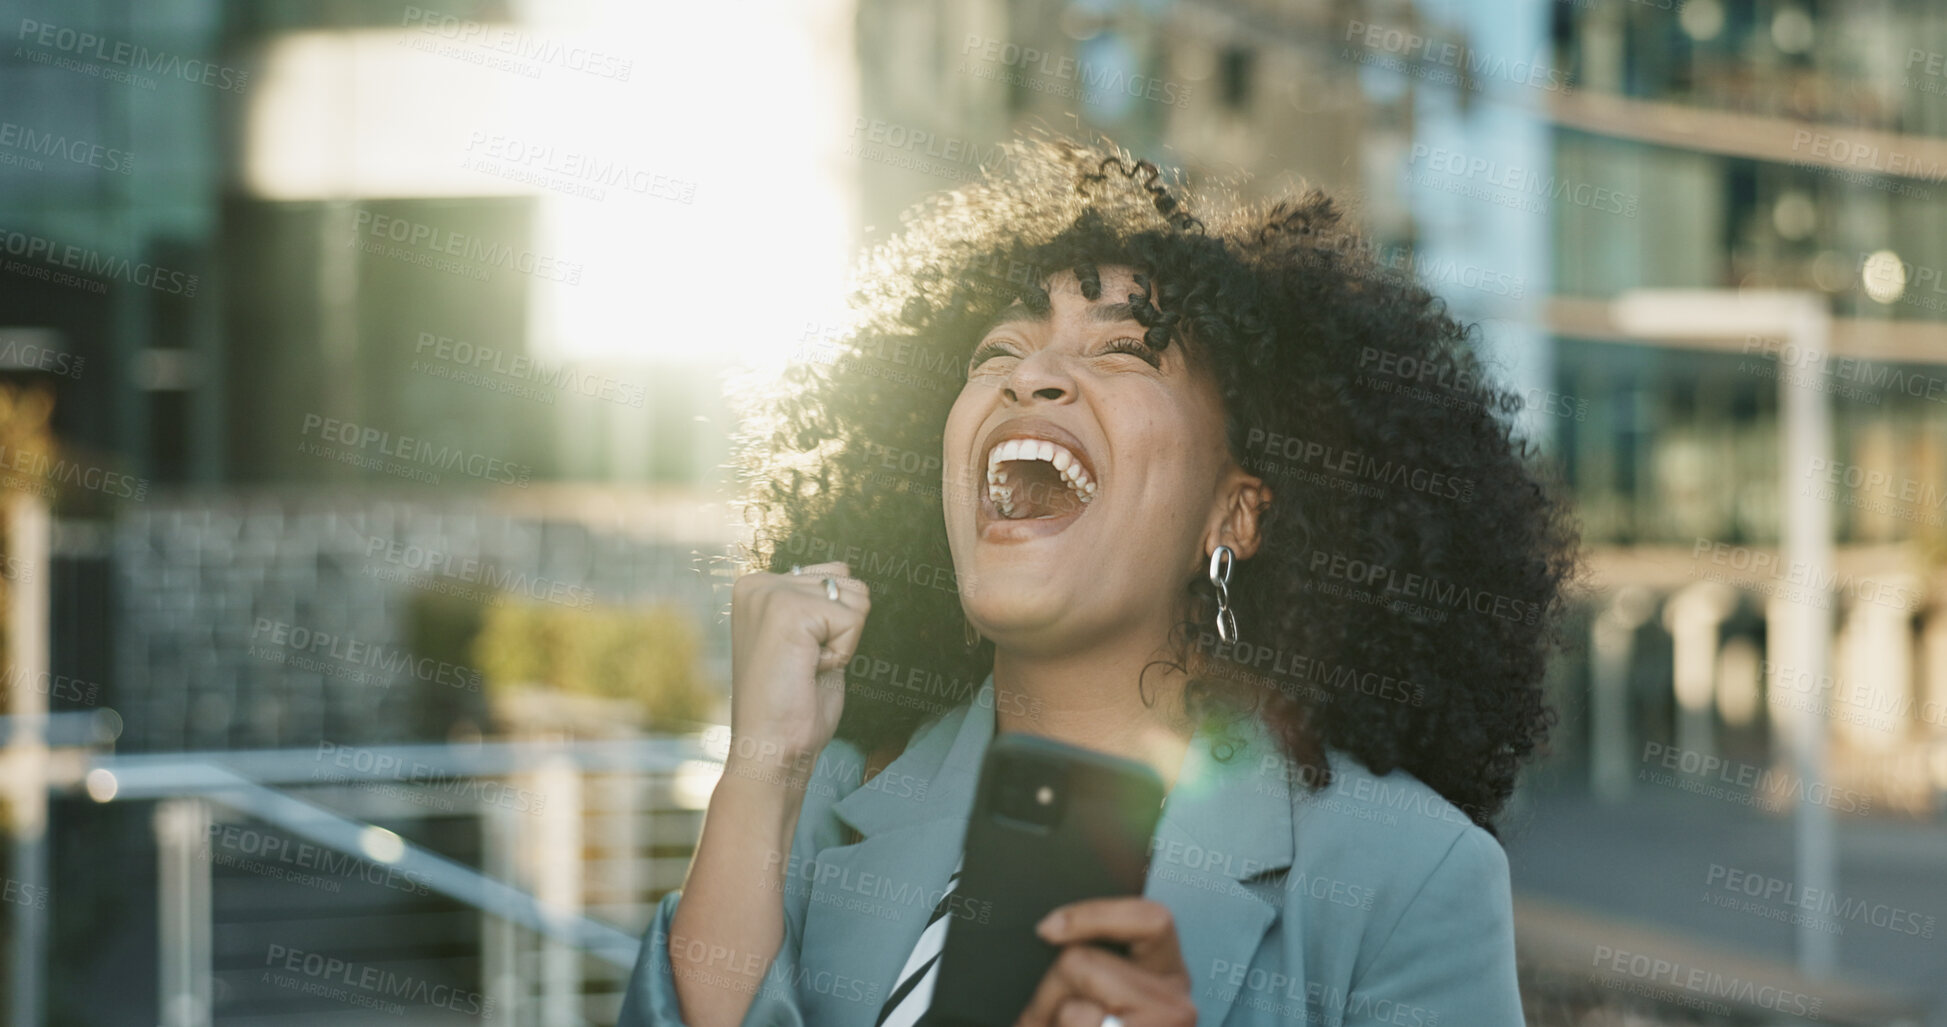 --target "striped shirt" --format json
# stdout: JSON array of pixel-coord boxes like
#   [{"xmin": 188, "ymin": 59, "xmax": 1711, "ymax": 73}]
[{"xmin": 873, "ymin": 857, "xmax": 964, "ymax": 1027}]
